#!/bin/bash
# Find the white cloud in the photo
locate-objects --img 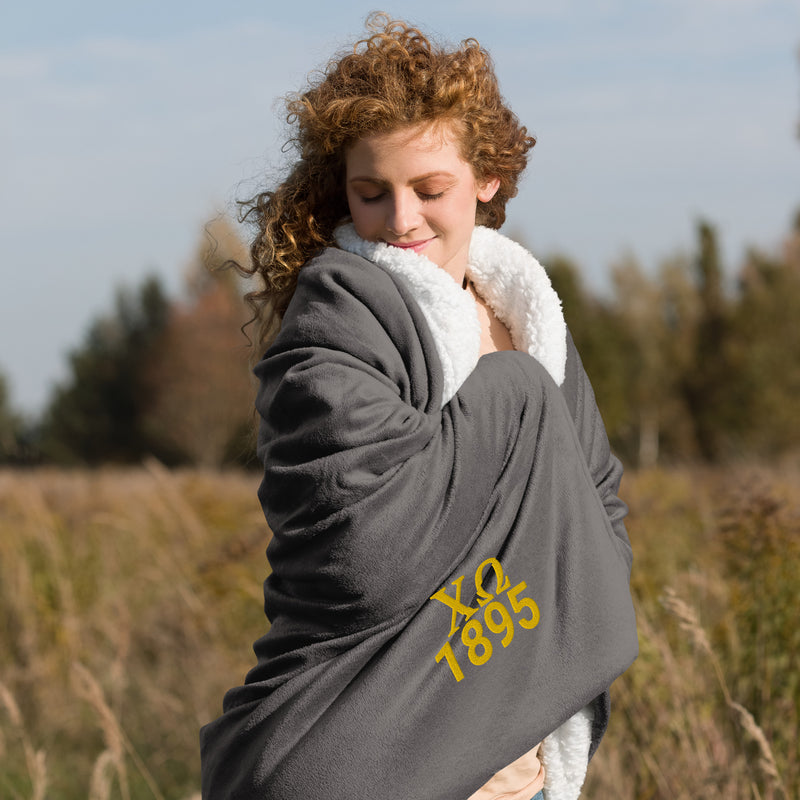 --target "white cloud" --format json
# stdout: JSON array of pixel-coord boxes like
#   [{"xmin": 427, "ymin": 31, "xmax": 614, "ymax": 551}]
[{"xmin": 0, "ymin": 52, "xmax": 49, "ymax": 79}]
